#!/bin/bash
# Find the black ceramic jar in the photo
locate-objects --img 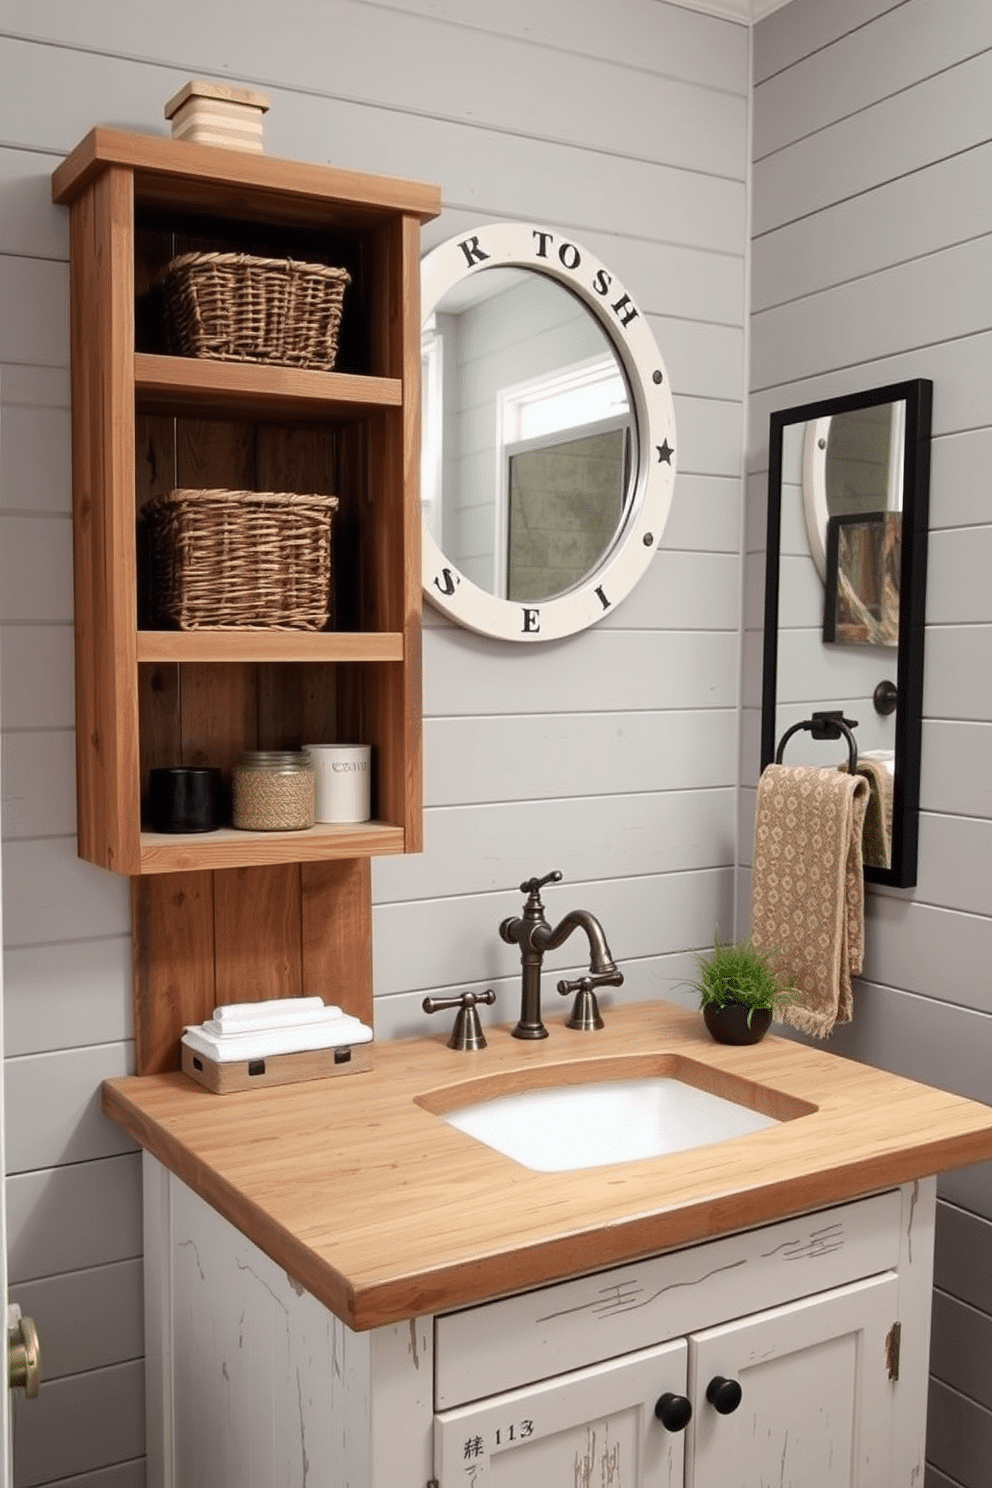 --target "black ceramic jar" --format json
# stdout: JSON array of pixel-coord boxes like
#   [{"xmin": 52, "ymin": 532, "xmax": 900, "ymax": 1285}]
[{"xmin": 147, "ymin": 766, "xmax": 222, "ymax": 833}]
